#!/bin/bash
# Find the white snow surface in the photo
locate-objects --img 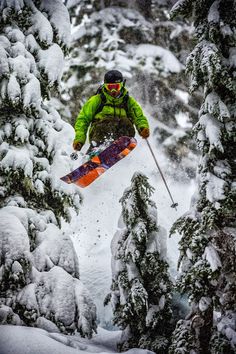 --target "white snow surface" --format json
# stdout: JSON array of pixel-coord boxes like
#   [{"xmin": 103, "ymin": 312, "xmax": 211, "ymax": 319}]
[
  {"xmin": 38, "ymin": 45, "xmax": 65, "ymax": 85},
  {"xmin": 203, "ymin": 245, "xmax": 222, "ymax": 272},
  {"xmin": 0, "ymin": 208, "xmax": 31, "ymax": 265},
  {"xmin": 217, "ymin": 311, "xmax": 236, "ymax": 347},
  {"xmin": 199, "ymin": 113, "xmax": 224, "ymax": 152},
  {"xmin": 205, "ymin": 172, "xmax": 226, "ymax": 203},
  {"xmin": 0, "ymin": 325, "xmax": 154, "ymax": 354},
  {"xmin": 130, "ymin": 44, "xmax": 184, "ymax": 74},
  {"xmin": 39, "ymin": 0, "xmax": 71, "ymax": 46},
  {"xmin": 208, "ymin": 0, "xmax": 220, "ymax": 24}
]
